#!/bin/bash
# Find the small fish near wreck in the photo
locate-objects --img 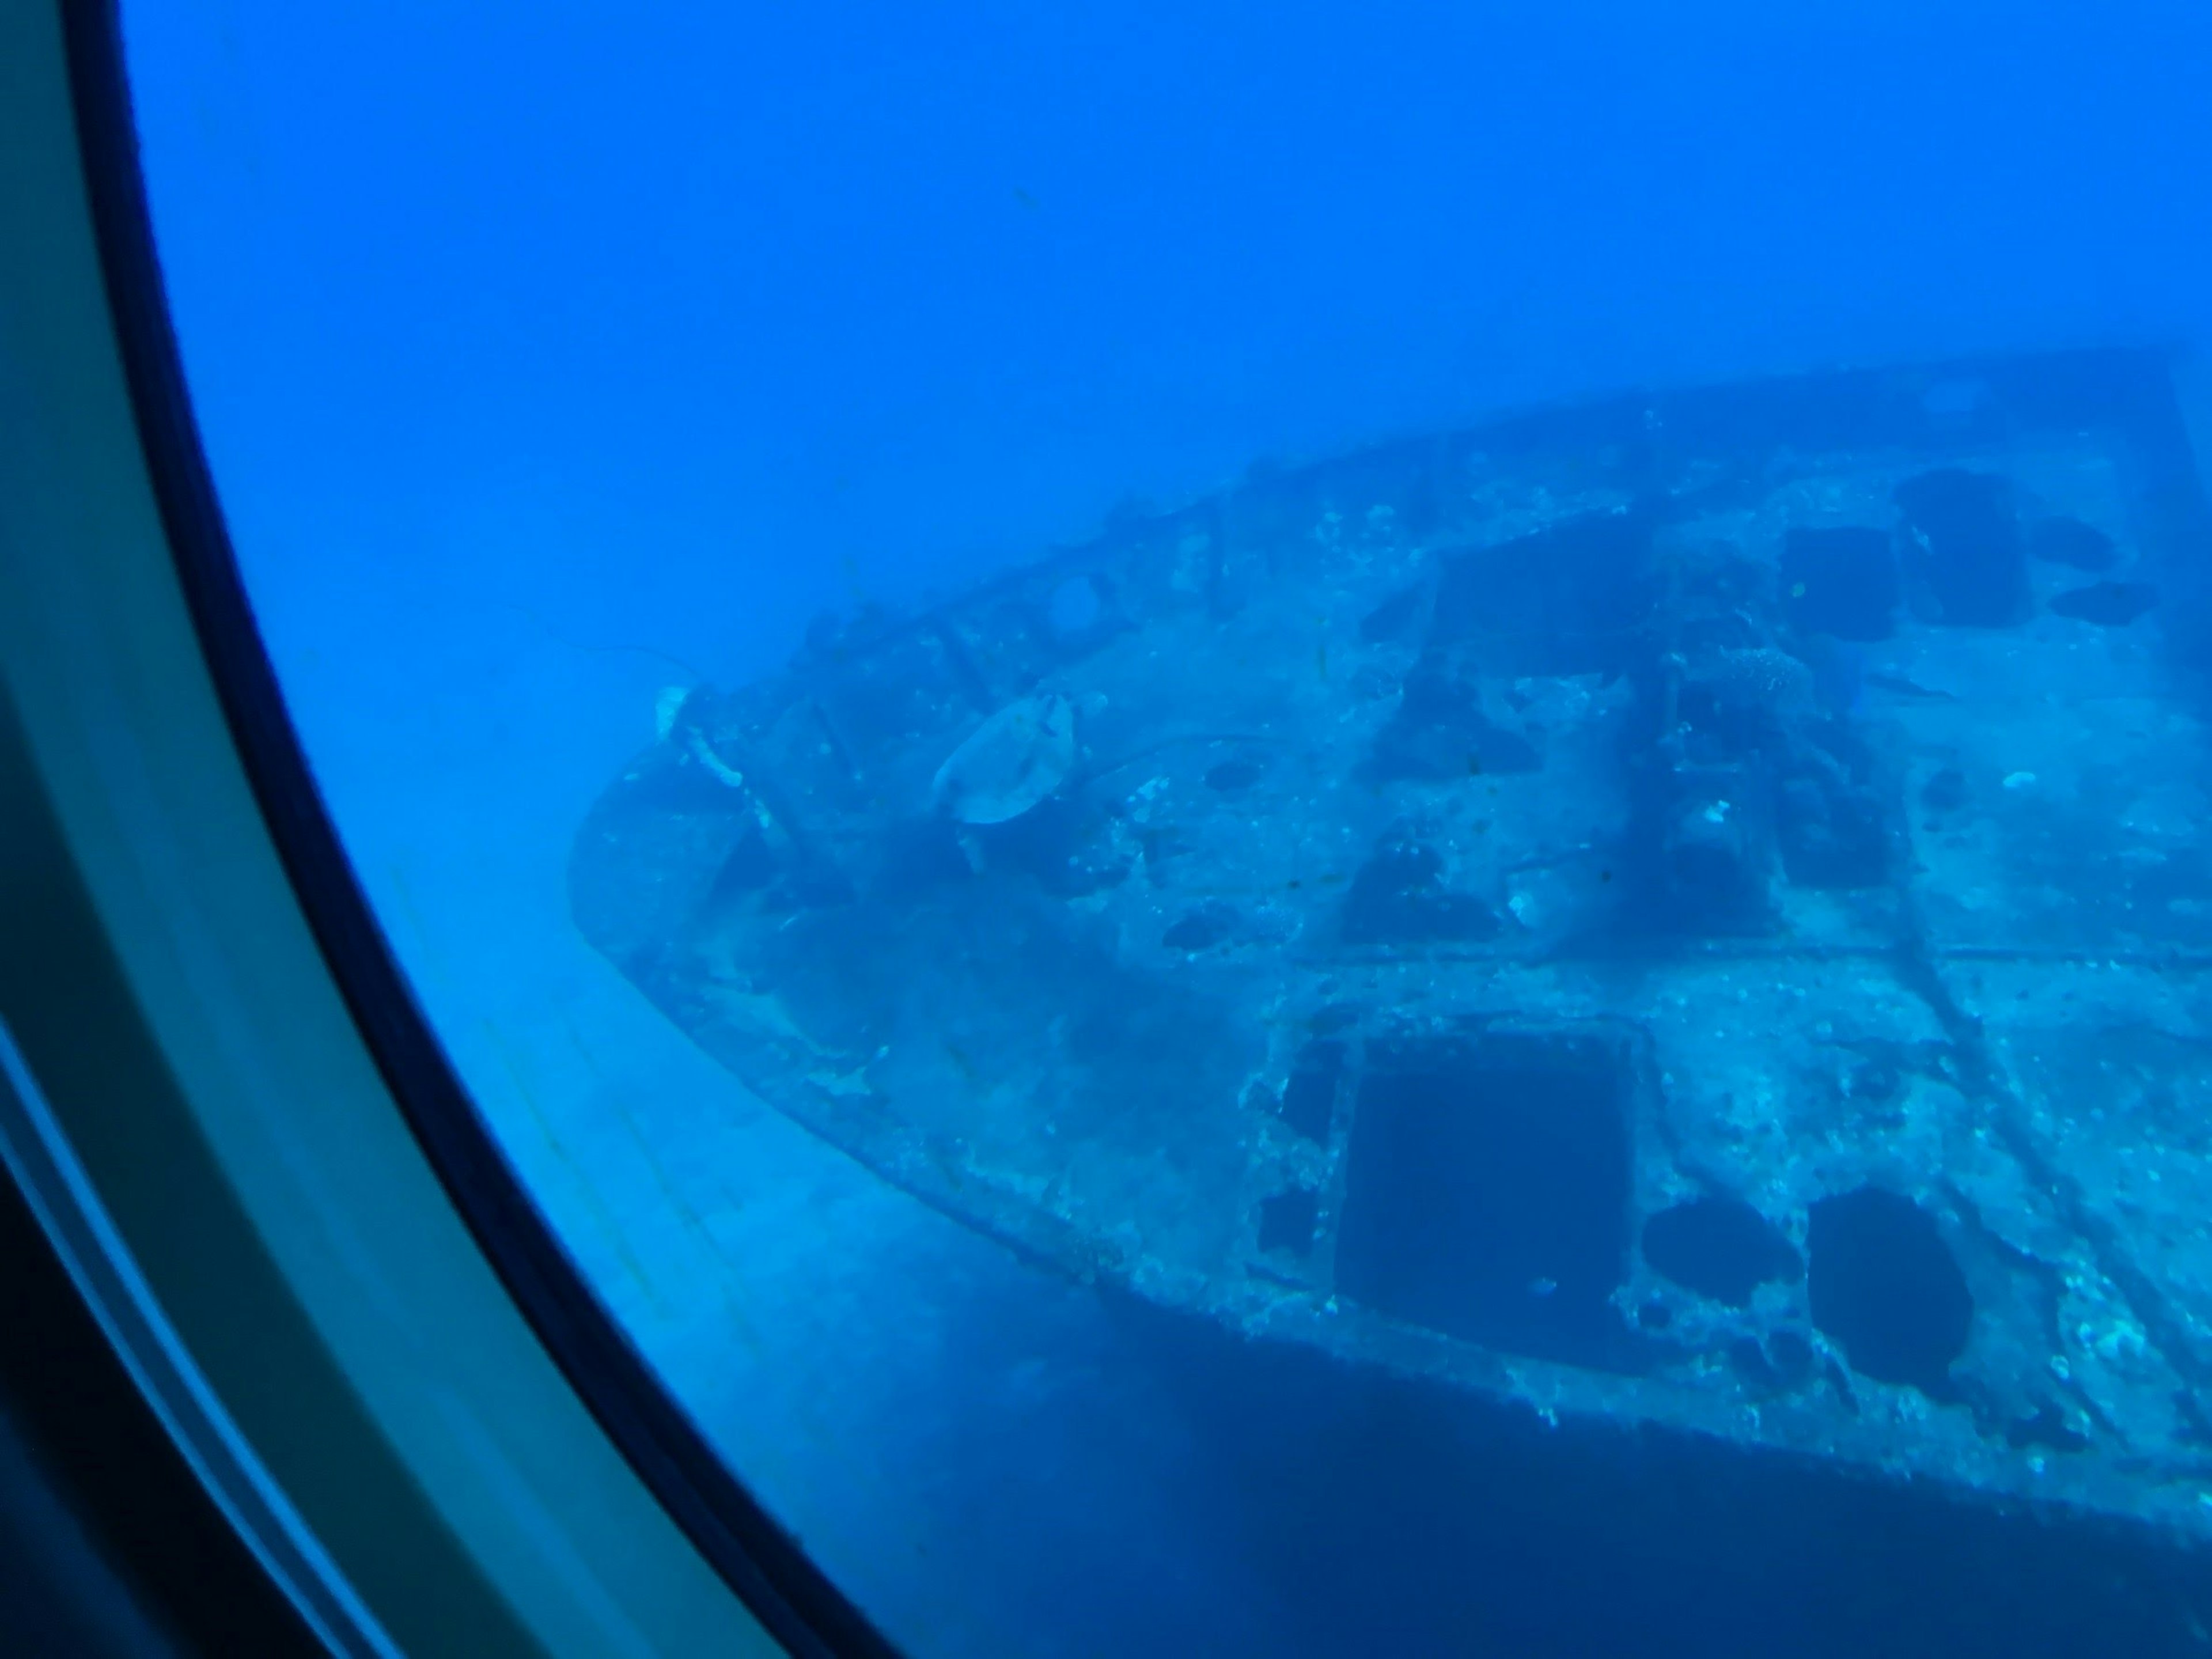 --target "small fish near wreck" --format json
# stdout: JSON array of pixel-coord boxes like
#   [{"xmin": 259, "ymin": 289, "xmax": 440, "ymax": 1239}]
[{"xmin": 569, "ymin": 346, "xmax": 2212, "ymax": 1556}]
